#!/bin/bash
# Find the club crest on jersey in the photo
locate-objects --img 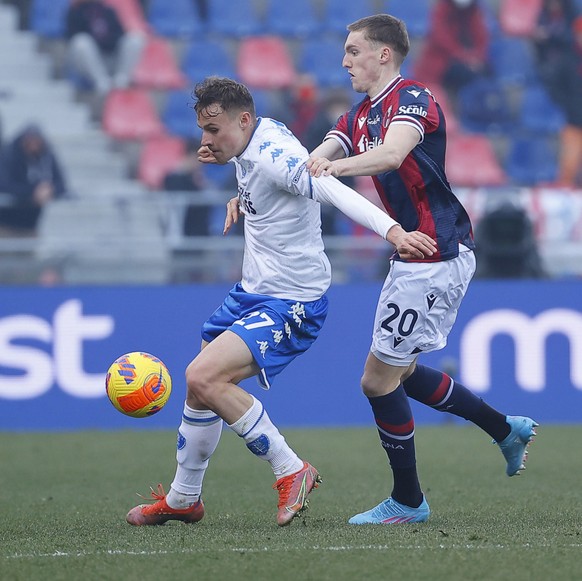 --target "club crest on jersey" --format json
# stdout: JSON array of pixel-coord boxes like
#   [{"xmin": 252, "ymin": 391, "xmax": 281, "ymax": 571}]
[{"xmin": 383, "ymin": 105, "xmax": 393, "ymax": 128}]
